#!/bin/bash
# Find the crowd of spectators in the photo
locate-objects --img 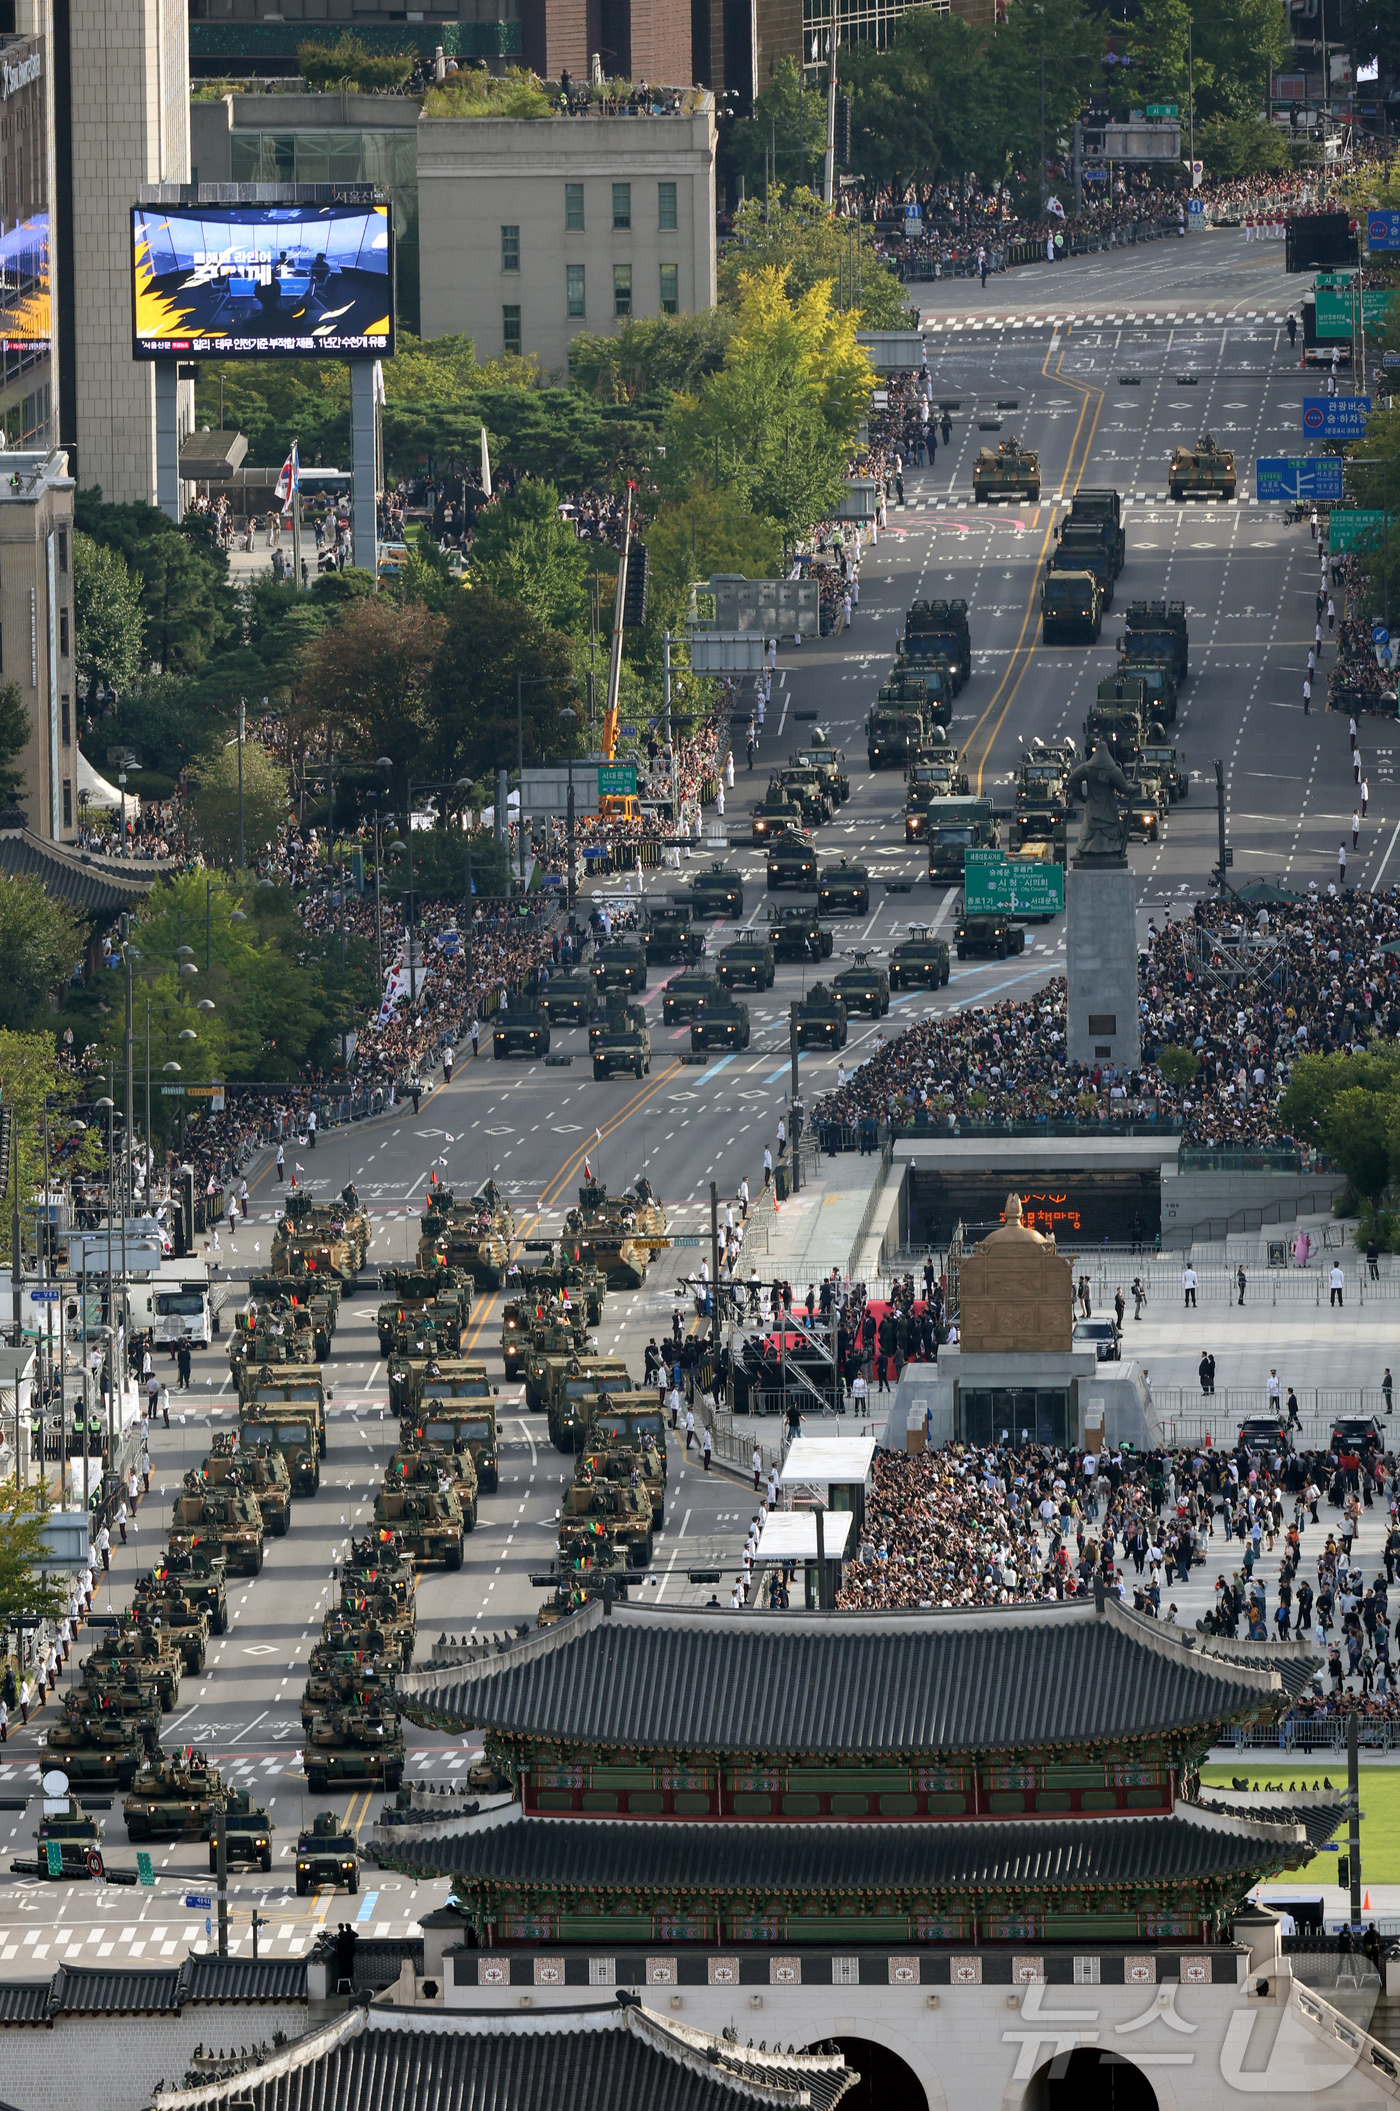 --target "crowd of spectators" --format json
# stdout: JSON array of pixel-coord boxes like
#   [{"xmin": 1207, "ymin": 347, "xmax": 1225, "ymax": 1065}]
[
  {"xmin": 1328, "ymin": 553, "xmax": 1399, "ymax": 717},
  {"xmin": 814, "ymin": 884, "xmax": 1400, "ymax": 1152}
]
